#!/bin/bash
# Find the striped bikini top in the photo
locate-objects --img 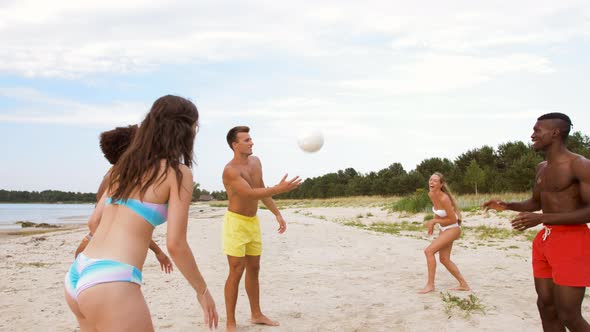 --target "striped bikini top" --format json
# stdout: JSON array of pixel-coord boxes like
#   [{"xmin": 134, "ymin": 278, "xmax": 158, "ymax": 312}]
[{"xmin": 106, "ymin": 197, "xmax": 168, "ymax": 227}]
